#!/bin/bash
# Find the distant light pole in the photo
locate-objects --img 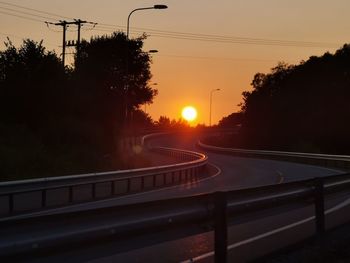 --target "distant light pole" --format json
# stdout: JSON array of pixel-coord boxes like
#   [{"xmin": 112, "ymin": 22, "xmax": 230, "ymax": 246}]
[
  {"xmin": 127, "ymin": 5, "xmax": 168, "ymax": 38},
  {"xmin": 209, "ymin": 88, "xmax": 221, "ymax": 127}
]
